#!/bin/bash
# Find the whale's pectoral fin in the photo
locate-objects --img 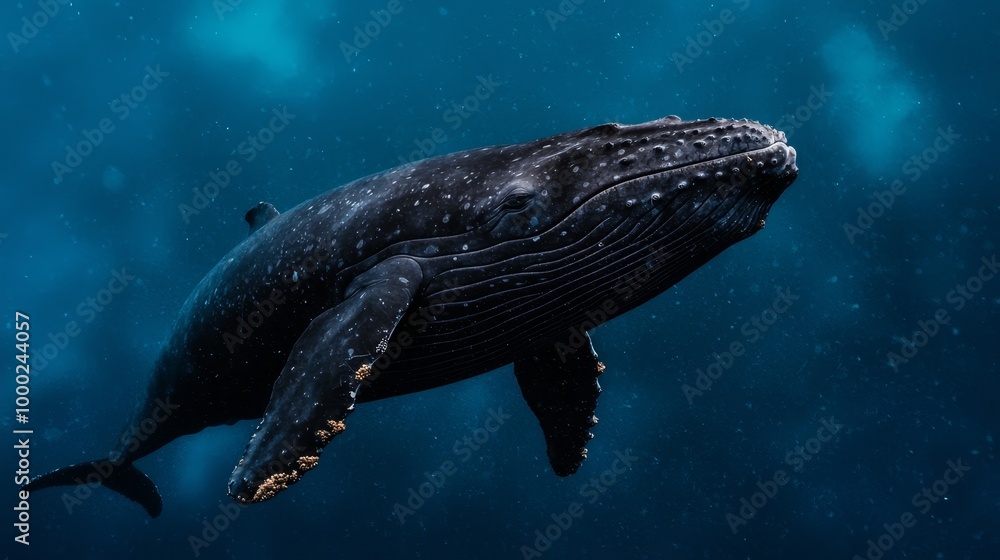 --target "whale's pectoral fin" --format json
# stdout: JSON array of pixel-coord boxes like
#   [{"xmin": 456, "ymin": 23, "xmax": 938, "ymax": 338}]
[
  {"xmin": 244, "ymin": 201, "xmax": 280, "ymax": 235},
  {"xmin": 228, "ymin": 256, "xmax": 423, "ymax": 504},
  {"xmin": 514, "ymin": 332, "xmax": 604, "ymax": 477}
]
